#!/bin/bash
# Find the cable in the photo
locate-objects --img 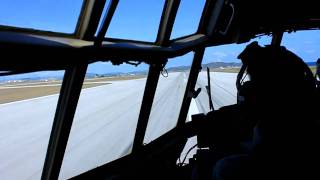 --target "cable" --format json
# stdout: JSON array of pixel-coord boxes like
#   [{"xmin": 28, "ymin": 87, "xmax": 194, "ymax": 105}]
[
  {"xmin": 125, "ymin": 61, "xmax": 141, "ymax": 66},
  {"xmin": 161, "ymin": 67, "xmax": 168, "ymax": 78},
  {"xmin": 179, "ymin": 144, "xmax": 198, "ymax": 166}
]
